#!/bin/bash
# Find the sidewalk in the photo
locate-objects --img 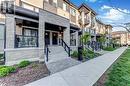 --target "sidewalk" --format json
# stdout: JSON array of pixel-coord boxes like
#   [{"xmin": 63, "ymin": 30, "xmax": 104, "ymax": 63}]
[{"xmin": 25, "ymin": 47, "xmax": 127, "ymax": 86}]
